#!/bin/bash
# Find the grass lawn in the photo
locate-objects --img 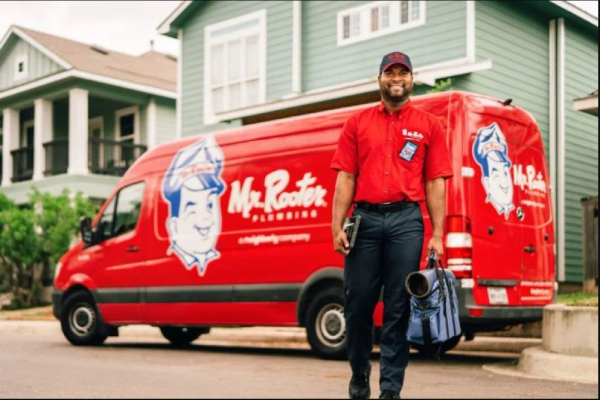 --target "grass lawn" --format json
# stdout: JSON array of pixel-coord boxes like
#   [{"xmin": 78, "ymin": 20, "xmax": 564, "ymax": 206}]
[{"xmin": 556, "ymin": 292, "xmax": 598, "ymax": 307}]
